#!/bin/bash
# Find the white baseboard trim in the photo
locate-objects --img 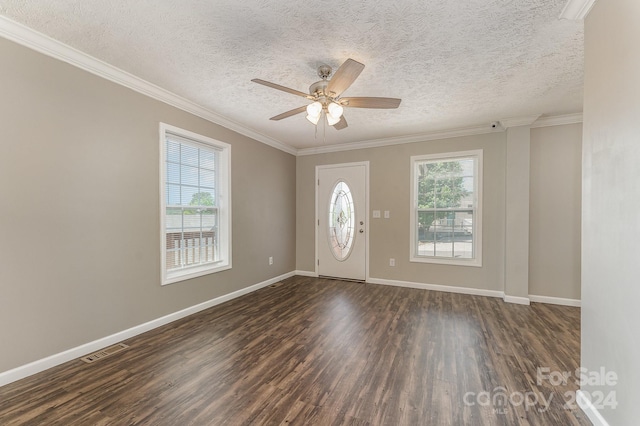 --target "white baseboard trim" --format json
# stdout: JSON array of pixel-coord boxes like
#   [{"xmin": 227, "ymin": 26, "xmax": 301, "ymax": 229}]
[
  {"xmin": 503, "ymin": 295, "xmax": 531, "ymax": 305},
  {"xmin": 577, "ymin": 390, "xmax": 610, "ymax": 426},
  {"xmin": 294, "ymin": 270, "xmax": 318, "ymax": 277},
  {"xmin": 367, "ymin": 277, "xmax": 504, "ymax": 299},
  {"xmin": 0, "ymin": 271, "xmax": 295, "ymax": 388},
  {"xmin": 529, "ymin": 294, "xmax": 581, "ymax": 307}
]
